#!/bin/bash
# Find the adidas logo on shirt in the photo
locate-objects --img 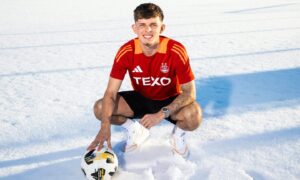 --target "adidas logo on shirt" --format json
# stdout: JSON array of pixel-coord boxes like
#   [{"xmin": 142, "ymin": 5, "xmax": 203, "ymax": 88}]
[{"xmin": 132, "ymin": 65, "xmax": 143, "ymax": 73}]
